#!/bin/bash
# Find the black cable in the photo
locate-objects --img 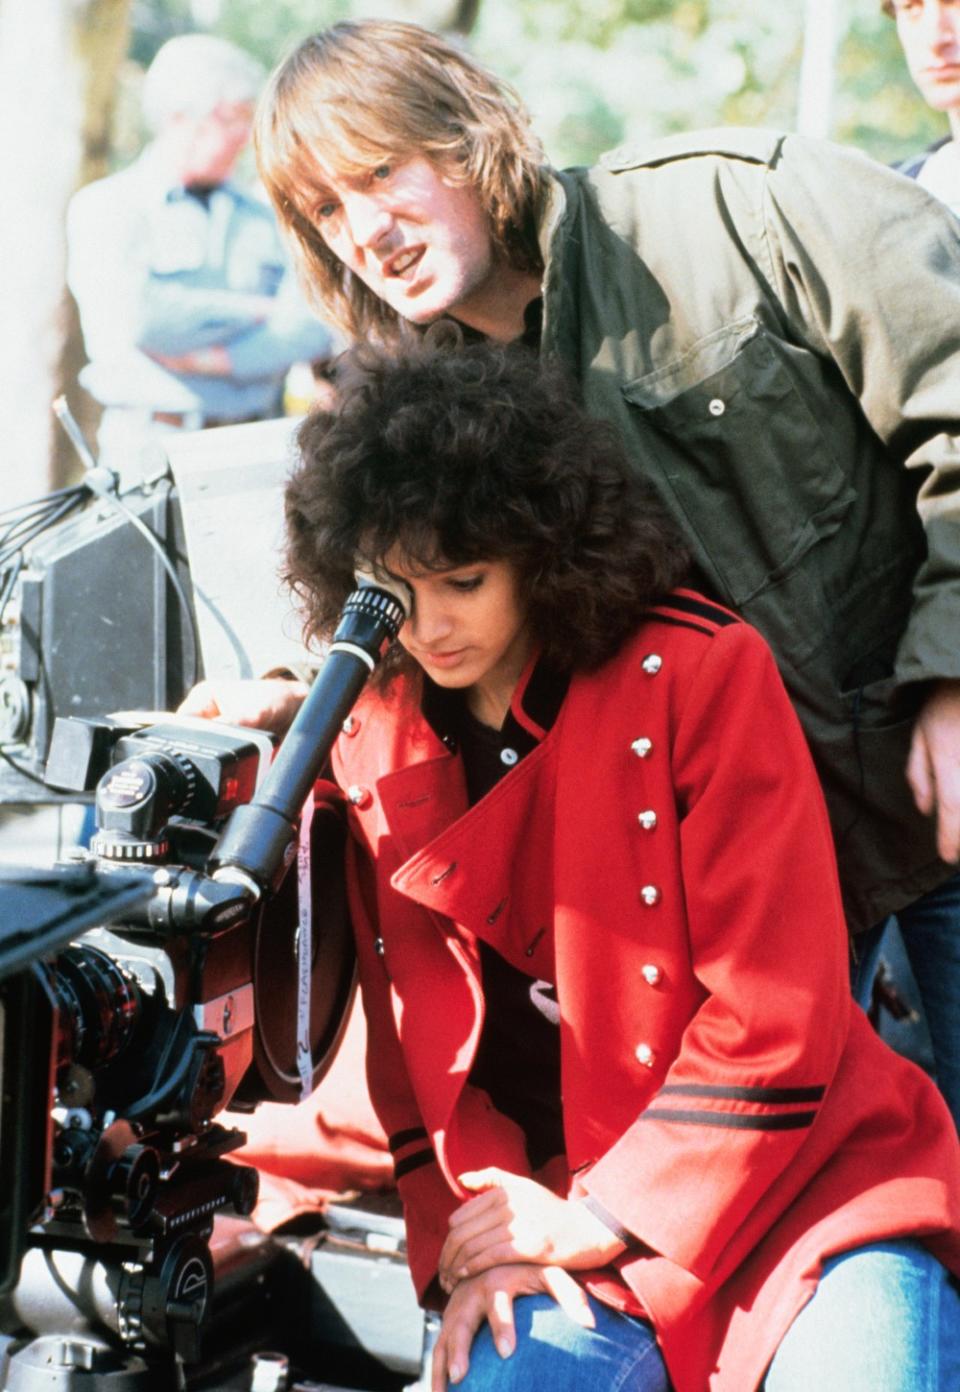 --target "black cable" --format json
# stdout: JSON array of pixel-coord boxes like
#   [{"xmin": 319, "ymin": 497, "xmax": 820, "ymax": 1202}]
[
  {"xmin": 0, "ymin": 495, "xmax": 80, "ymax": 544},
  {"xmin": 0, "ymin": 495, "xmax": 86, "ymax": 566},
  {"xmin": 0, "ymin": 743, "xmax": 50, "ymax": 787},
  {"xmin": 0, "ymin": 490, "xmax": 87, "ymax": 569},
  {"xmin": 0, "ymin": 484, "xmax": 87, "ymax": 528}
]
